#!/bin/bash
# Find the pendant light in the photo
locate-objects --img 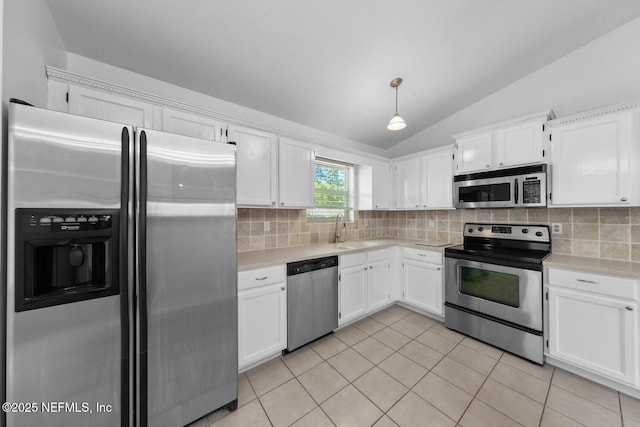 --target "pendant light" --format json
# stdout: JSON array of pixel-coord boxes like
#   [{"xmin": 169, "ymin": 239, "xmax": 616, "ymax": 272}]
[{"xmin": 387, "ymin": 77, "xmax": 407, "ymax": 131}]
